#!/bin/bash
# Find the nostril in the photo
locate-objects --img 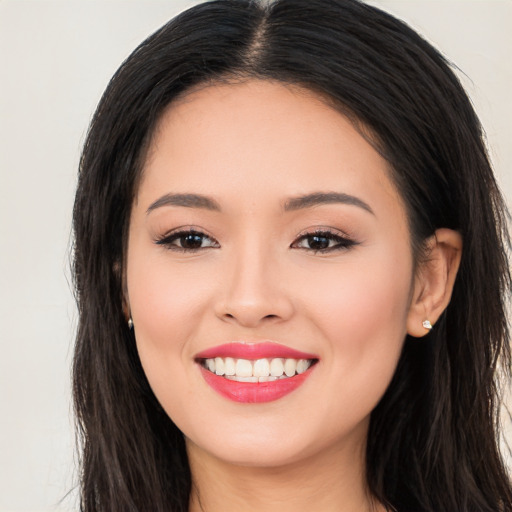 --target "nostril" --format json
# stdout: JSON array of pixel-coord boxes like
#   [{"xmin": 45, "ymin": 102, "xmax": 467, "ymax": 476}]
[{"xmin": 216, "ymin": 296, "xmax": 294, "ymax": 327}]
